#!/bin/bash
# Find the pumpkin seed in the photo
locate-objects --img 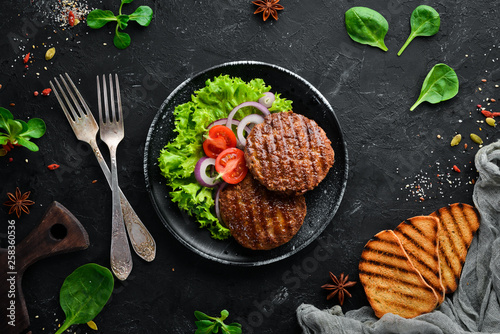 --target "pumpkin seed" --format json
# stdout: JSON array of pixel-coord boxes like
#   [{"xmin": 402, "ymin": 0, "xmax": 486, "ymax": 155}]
[
  {"xmin": 450, "ymin": 134, "xmax": 462, "ymax": 146},
  {"xmin": 486, "ymin": 117, "xmax": 496, "ymax": 127},
  {"xmin": 45, "ymin": 47, "xmax": 56, "ymax": 61},
  {"xmin": 470, "ymin": 133, "xmax": 483, "ymax": 145},
  {"xmin": 87, "ymin": 320, "xmax": 98, "ymax": 330}
]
